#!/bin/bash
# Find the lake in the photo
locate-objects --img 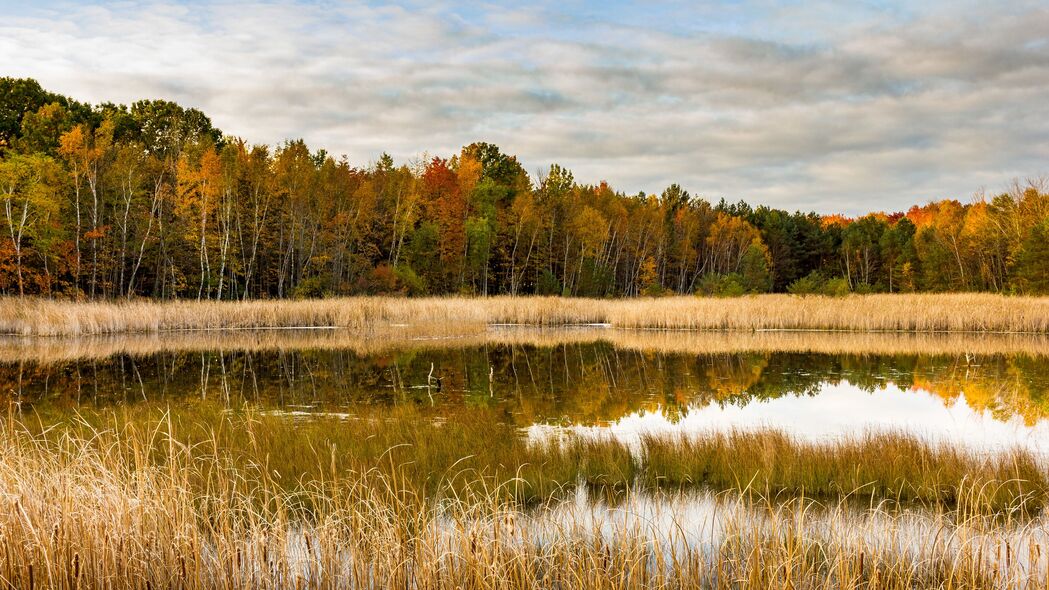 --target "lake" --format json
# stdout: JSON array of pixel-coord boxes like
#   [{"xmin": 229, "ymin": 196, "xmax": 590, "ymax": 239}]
[
  {"xmin": 5, "ymin": 327, "xmax": 1049, "ymax": 587},
  {"xmin": 9, "ymin": 328, "xmax": 1049, "ymax": 442}
]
